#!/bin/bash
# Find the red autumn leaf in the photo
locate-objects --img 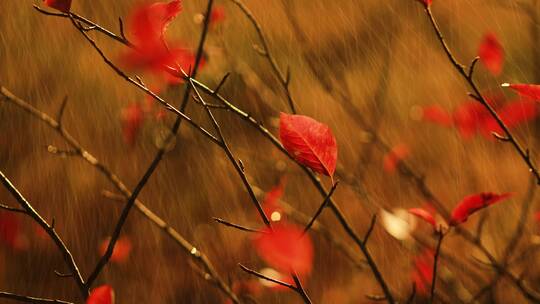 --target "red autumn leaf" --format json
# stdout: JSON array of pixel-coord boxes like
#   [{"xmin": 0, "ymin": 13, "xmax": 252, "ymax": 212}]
[
  {"xmin": 452, "ymin": 101, "xmax": 491, "ymax": 139},
  {"xmin": 421, "ymin": 105, "xmax": 453, "ymax": 127},
  {"xmin": 279, "ymin": 113, "xmax": 338, "ymax": 177},
  {"xmin": 43, "ymin": 0, "xmax": 72, "ymax": 13},
  {"xmin": 502, "ymin": 83, "xmax": 540, "ymax": 100},
  {"xmin": 480, "ymin": 99, "xmax": 538, "ymax": 137},
  {"xmin": 412, "ymin": 249, "xmax": 434, "ymax": 296},
  {"xmin": 209, "ymin": 6, "xmax": 226, "ymax": 25},
  {"xmin": 99, "ymin": 236, "xmax": 132, "ymax": 263},
  {"xmin": 120, "ymin": 0, "xmax": 202, "ymax": 82},
  {"xmin": 130, "ymin": 0, "xmax": 182, "ymax": 47},
  {"xmin": 383, "ymin": 144, "xmax": 410, "ymax": 173},
  {"xmin": 478, "ymin": 32, "xmax": 504, "ymax": 76},
  {"xmin": 253, "ymin": 222, "xmax": 313, "ymax": 275},
  {"xmin": 0, "ymin": 212, "xmax": 28, "ymax": 251},
  {"xmin": 121, "ymin": 102, "xmax": 145, "ymax": 146},
  {"xmin": 409, "ymin": 208, "xmax": 437, "ymax": 229},
  {"xmin": 535, "ymin": 211, "xmax": 540, "ymax": 222},
  {"xmin": 449, "ymin": 192, "xmax": 512, "ymax": 226},
  {"xmin": 262, "ymin": 178, "xmax": 286, "ymax": 221},
  {"xmin": 87, "ymin": 285, "xmax": 115, "ymax": 304}
]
